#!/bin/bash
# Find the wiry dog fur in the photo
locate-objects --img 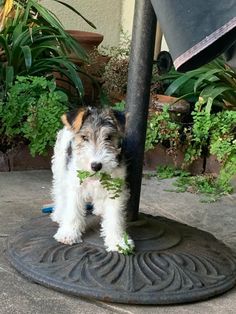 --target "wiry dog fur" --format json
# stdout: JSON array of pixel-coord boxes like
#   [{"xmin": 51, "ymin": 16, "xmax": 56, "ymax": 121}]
[{"xmin": 51, "ymin": 107, "xmax": 134, "ymax": 252}]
